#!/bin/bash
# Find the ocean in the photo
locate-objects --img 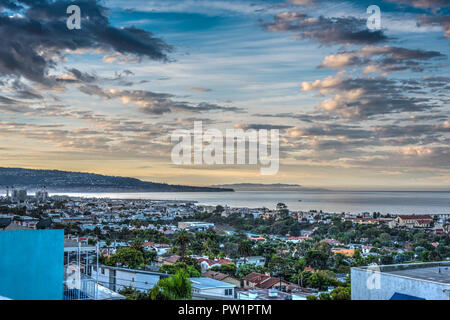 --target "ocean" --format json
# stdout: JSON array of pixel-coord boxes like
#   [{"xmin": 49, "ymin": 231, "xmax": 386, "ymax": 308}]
[{"xmin": 50, "ymin": 190, "xmax": 450, "ymax": 215}]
